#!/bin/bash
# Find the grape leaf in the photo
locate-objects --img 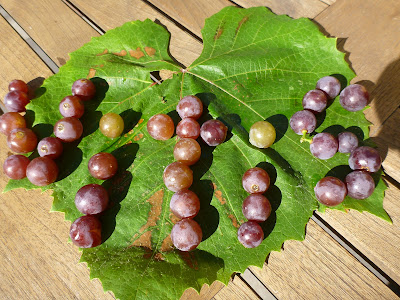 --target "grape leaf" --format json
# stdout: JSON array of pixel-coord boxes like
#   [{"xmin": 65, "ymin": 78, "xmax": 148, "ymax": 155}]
[{"xmin": 4, "ymin": 6, "xmax": 389, "ymax": 299}]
